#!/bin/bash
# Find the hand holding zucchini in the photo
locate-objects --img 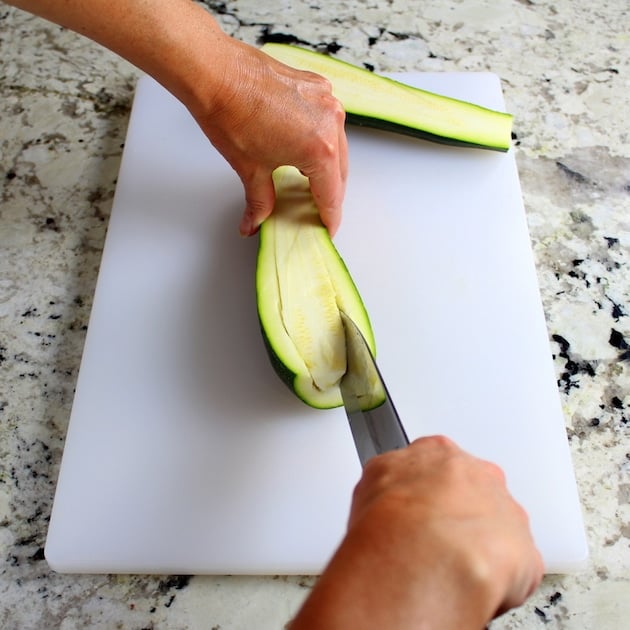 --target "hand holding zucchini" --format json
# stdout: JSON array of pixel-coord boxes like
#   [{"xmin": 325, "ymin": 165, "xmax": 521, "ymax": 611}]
[
  {"xmin": 262, "ymin": 43, "xmax": 513, "ymax": 152},
  {"xmin": 256, "ymin": 166, "xmax": 375, "ymax": 409}
]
